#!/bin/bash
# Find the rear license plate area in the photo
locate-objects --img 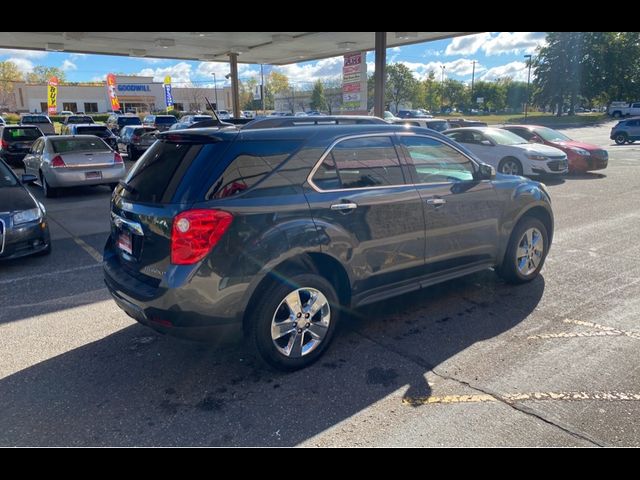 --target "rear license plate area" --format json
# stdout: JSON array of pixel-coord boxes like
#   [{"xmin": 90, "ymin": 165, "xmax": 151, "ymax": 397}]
[{"xmin": 85, "ymin": 171, "xmax": 102, "ymax": 180}]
